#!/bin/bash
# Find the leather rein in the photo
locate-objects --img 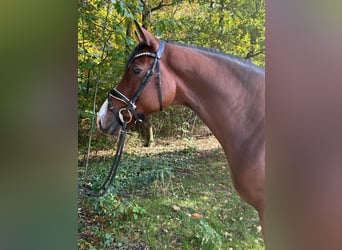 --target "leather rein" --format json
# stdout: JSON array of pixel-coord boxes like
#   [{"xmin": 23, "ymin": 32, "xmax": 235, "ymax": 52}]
[{"xmin": 79, "ymin": 41, "xmax": 166, "ymax": 197}]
